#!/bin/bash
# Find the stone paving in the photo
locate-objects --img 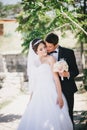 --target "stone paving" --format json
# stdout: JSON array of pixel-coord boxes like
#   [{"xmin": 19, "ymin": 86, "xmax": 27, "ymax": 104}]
[{"xmin": 0, "ymin": 86, "xmax": 87, "ymax": 130}]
